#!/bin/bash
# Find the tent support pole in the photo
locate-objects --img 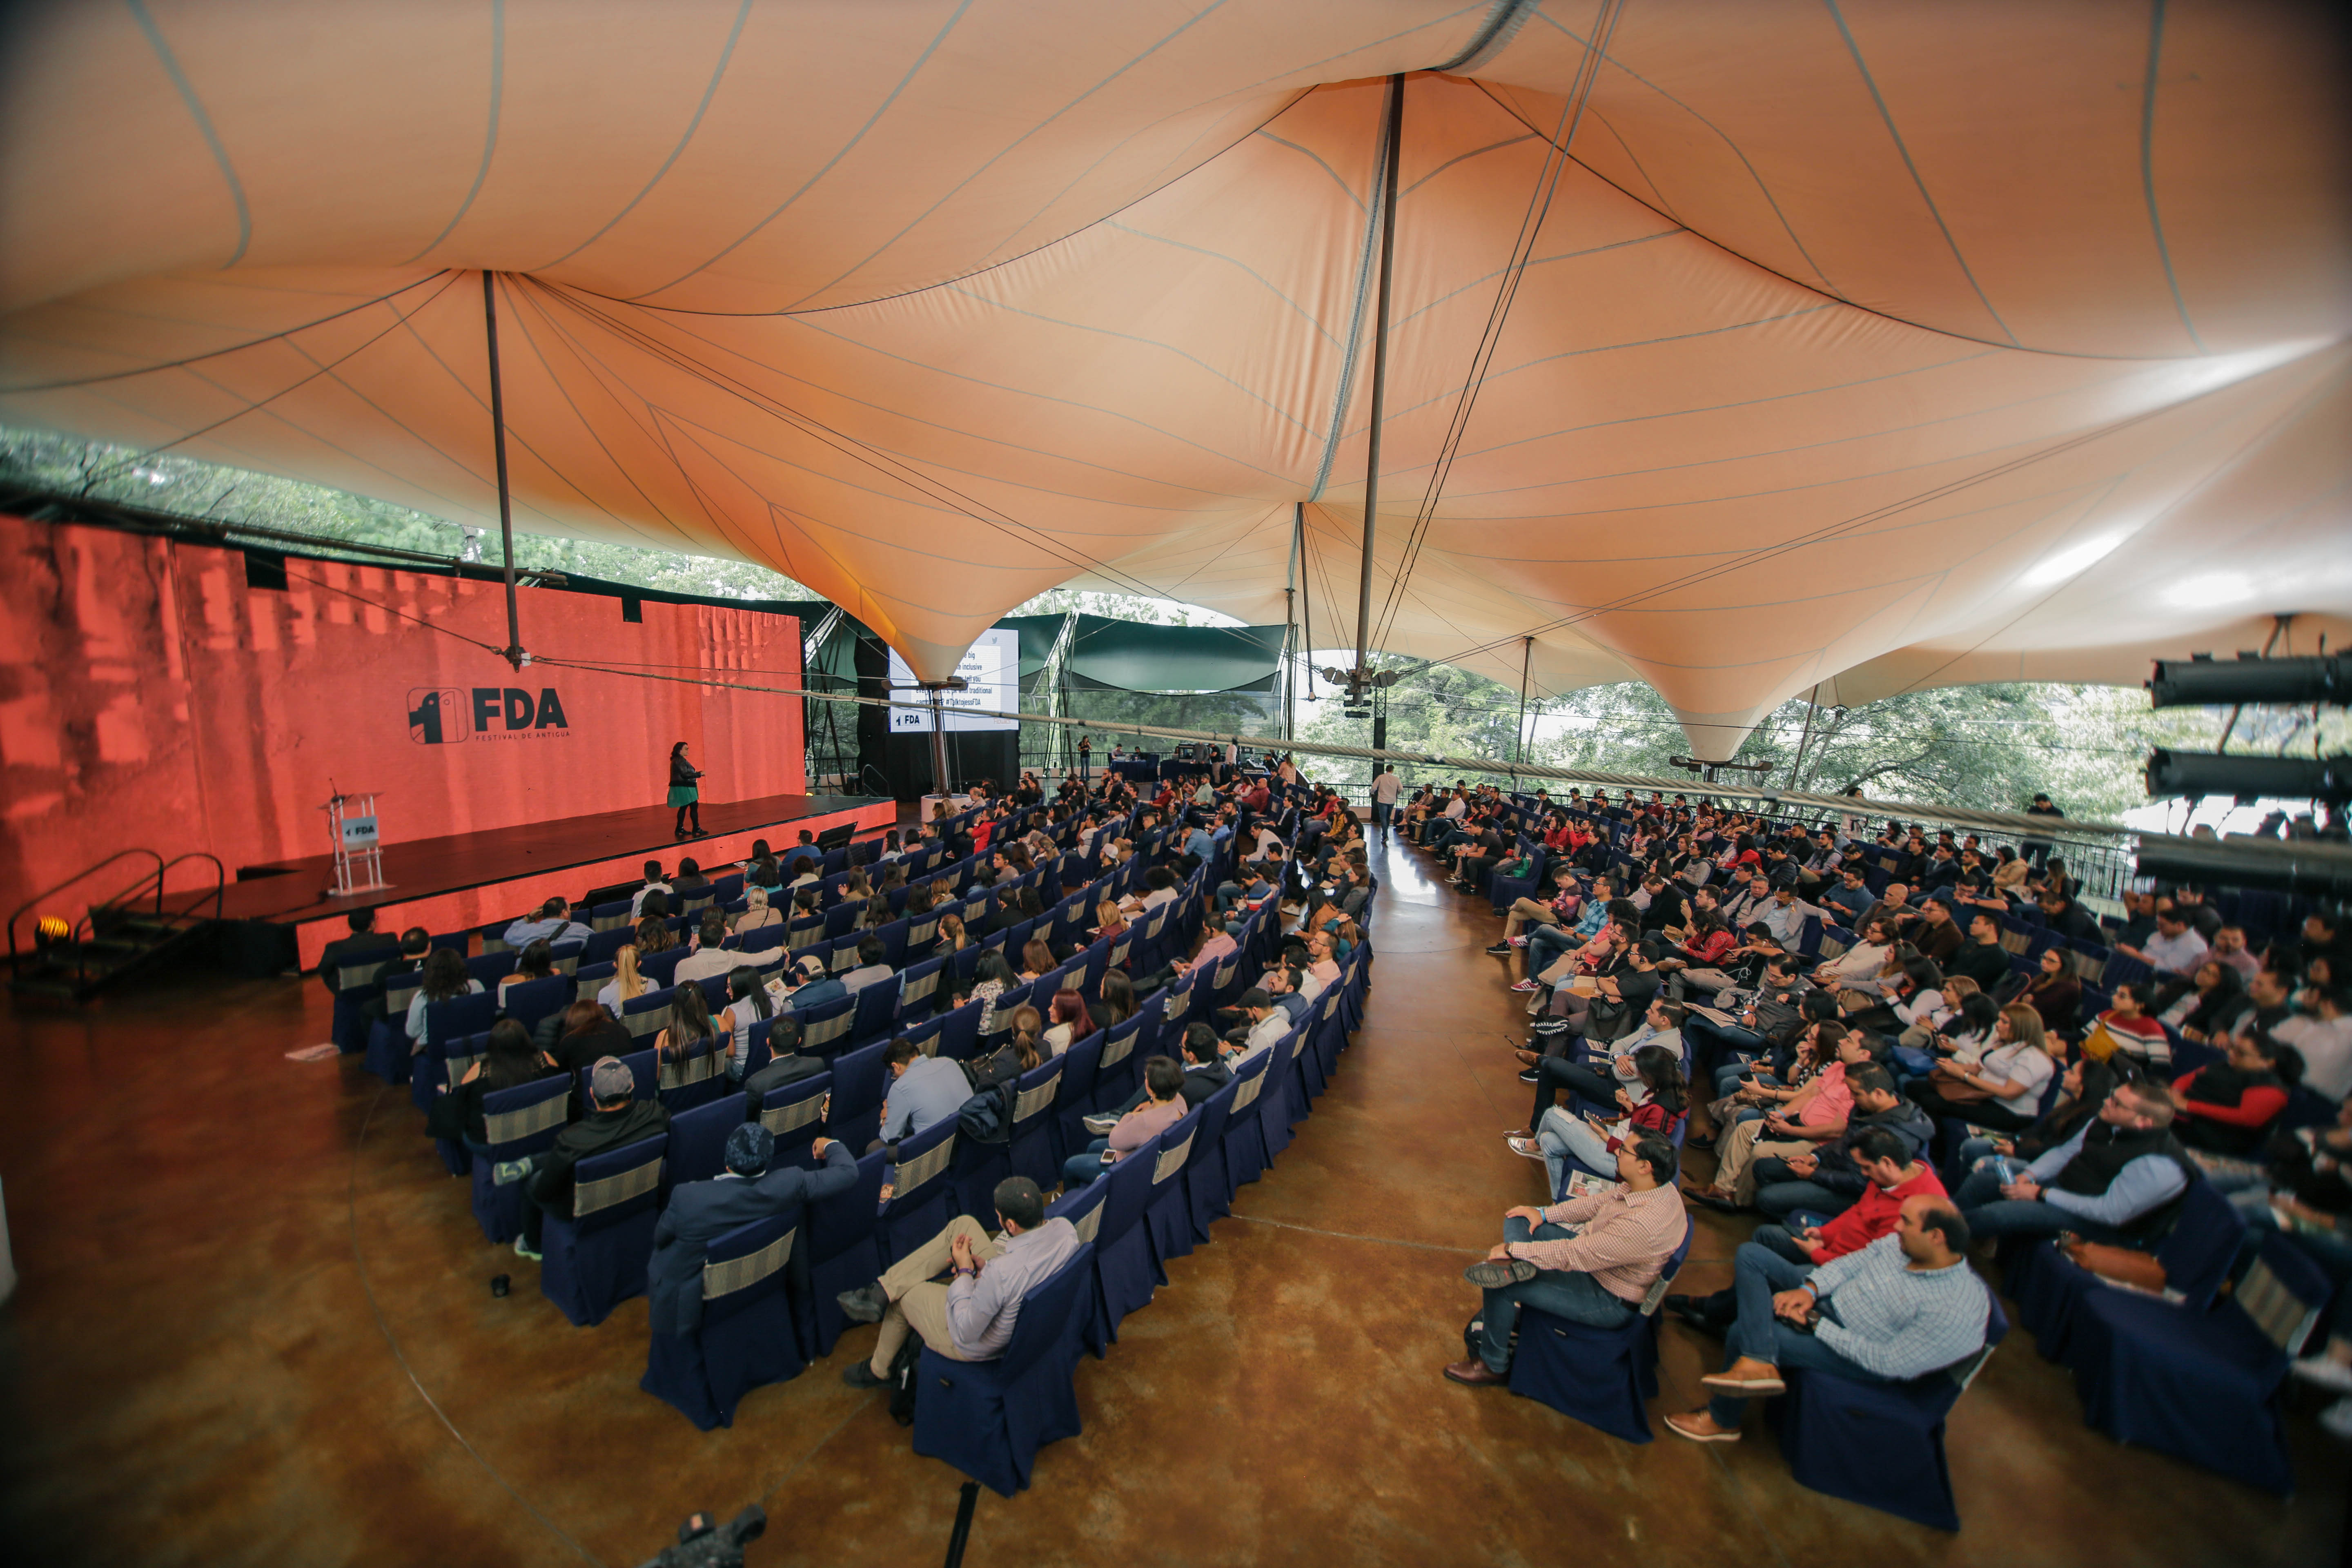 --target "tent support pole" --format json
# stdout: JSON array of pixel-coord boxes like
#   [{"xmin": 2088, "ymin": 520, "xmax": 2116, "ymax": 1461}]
[
  {"xmin": 1352, "ymin": 72, "xmax": 1405, "ymax": 688},
  {"xmin": 1284, "ymin": 502, "xmax": 1301, "ymax": 739},
  {"xmin": 1514, "ymin": 636, "xmax": 1533, "ymax": 763},
  {"xmin": 481, "ymin": 271, "xmax": 524, "ymax": 673}
]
